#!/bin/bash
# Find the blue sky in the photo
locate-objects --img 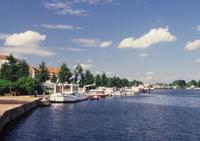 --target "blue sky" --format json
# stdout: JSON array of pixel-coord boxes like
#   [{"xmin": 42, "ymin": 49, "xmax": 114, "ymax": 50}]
[{"xmin": 1, "ymin": 0, "xmax": 200, "ymax": 83}]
